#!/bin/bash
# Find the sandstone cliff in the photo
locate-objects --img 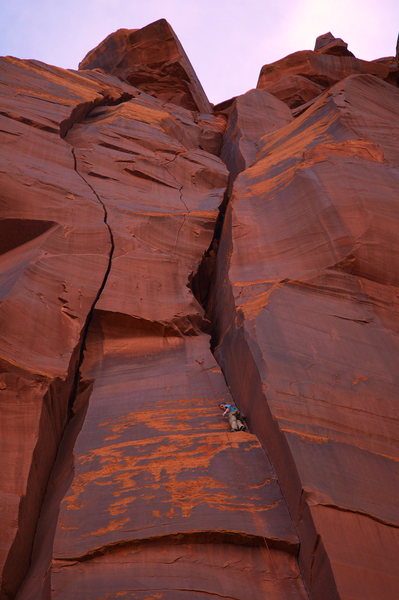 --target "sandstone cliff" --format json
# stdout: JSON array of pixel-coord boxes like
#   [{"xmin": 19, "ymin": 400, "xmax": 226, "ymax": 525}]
[{"xmin": 0, "ymin": 22, "xmax": 398, "ymax": 600}]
